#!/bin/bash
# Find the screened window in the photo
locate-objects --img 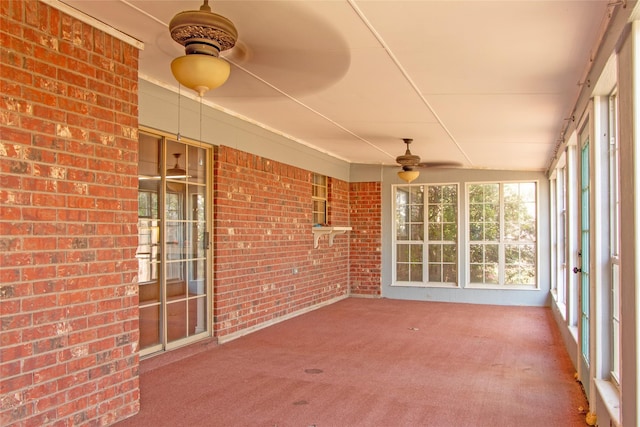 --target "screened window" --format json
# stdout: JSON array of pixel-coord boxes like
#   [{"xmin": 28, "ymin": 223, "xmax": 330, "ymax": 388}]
[
  {"xmin": 394, "ymin": 184, "xmax": 458, "ymax": 286},
  {"xmin": 467, "ymin": 182, "xmax": 537, "ymax": 287}
]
